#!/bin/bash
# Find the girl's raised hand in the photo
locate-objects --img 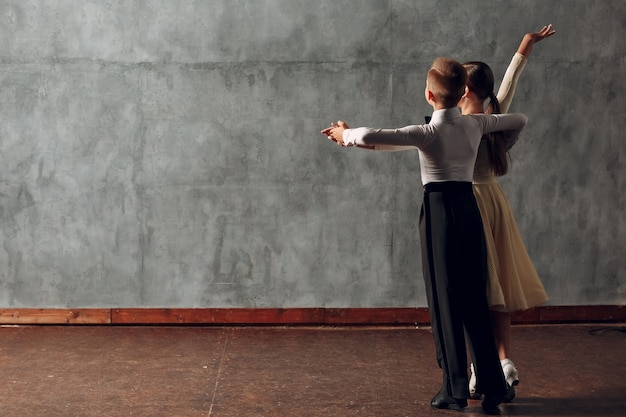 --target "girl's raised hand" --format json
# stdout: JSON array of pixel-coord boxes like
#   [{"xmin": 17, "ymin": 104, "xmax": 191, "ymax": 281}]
[
  {"xmin": 528, "ymin": 24, "xmax": 556, "ymax": 44},
  {"xmin": 517, "ymin": 24, "xmax": 556, "ymax": 57}
]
